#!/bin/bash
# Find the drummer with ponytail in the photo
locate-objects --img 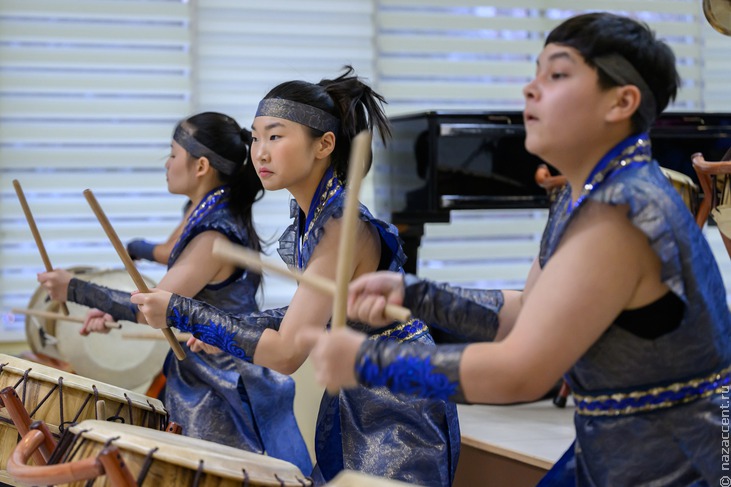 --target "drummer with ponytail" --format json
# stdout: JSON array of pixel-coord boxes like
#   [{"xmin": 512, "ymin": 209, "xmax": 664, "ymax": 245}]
[{"xmin": 133, "ymin": 67, "xmax": 460, "ymax": 486}]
